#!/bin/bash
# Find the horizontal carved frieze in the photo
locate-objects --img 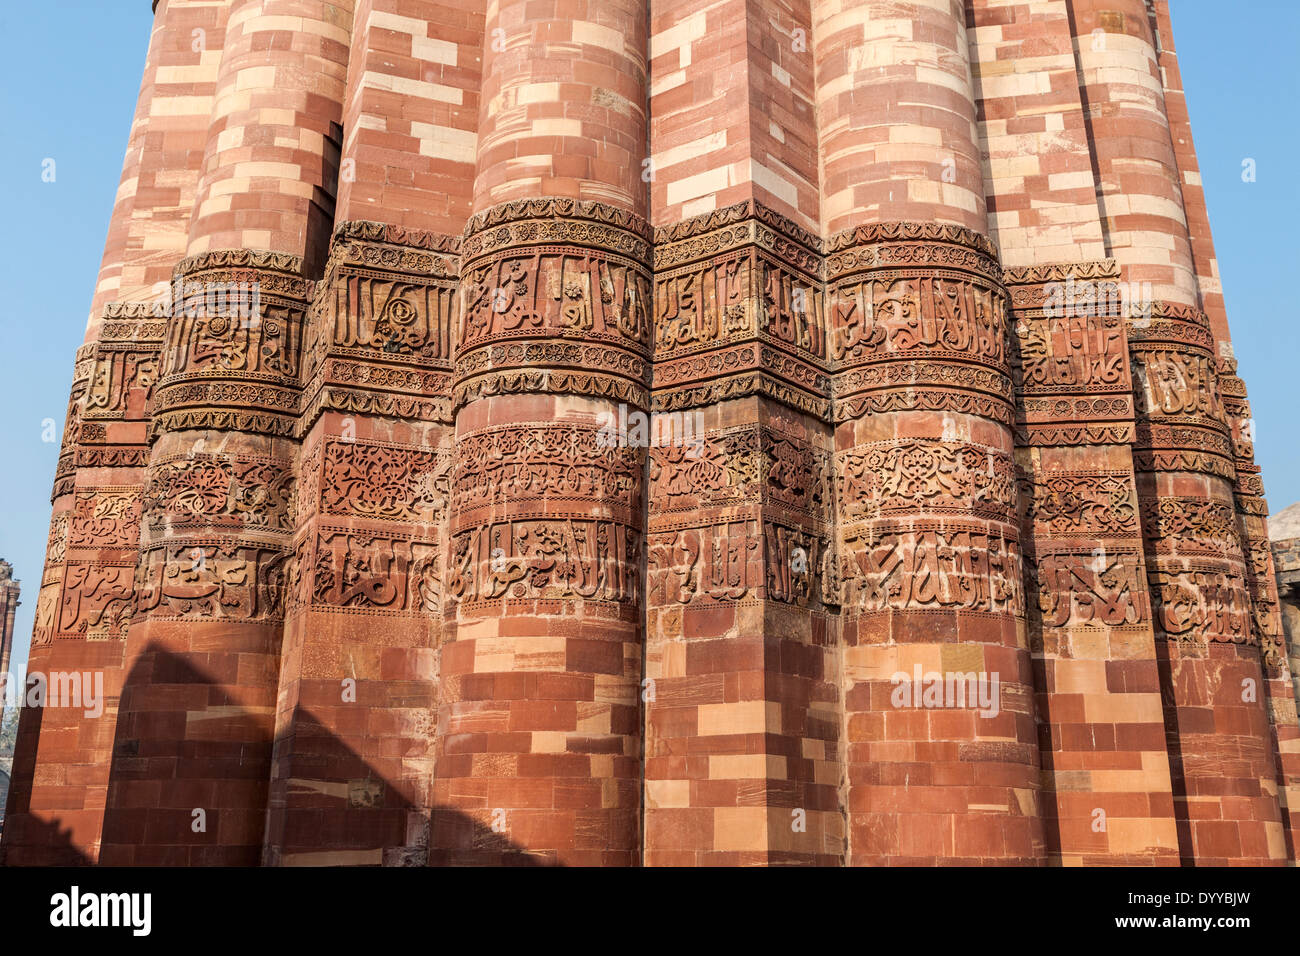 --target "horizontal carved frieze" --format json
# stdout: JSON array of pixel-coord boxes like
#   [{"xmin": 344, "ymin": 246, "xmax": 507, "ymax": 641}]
[
  {"xmin": 298, "ymin": 386, "xmax": 451, "ymax": 435},
  {"xmin": 448, "ymin": 518, "xmax": 641, "ymax": 606},
  {"xmin": 1022, "ymin": 471, "xmax": 1138, "ymax": 536},
  {"xmin": 135, "ymin": 541, "xmax": 290, "ymax": 623},
  {"xmin": 1013, "ymin": 313, "xmax": 1129, "ymax": 395},
  {"xmin": 1032, "ymin": 547, "xmax": 1150, "ymax": 629},
  {"xmin": 68, "ymin": 487, "xmax": 143, "ymax": 550},
  {"xmin": 318, "ymin": 439, "xmax": 448, "ymax": 524},
  {"xmin": 1141, "ymin": 496, "xmax": 1242, "ymax": 557},
  {"xmin": 651, "ymin": 371, "xmax": 830, "ymax": 420},
  {"xmin": 453, "ymin": 424, "xmax": 641, "ymax": 524},
  {"xmin": 459, "ymin": 245, "xmax": 651, "ymax": 357},
  {"xmin": 149, "ymin": 407, "xmax": 298, "ymax": 439},
  {"xmin": 834, "ymin": 357, "xmax": 1014, "ymax": 417},
  {"xmin": 1134, "ymin": 449, "xmax": 1236, "ymax": 482},
  {"xmin": 1148, "ymin": 562, "xmax": 1255, "ymax": 647},
  {"xmin": 646, "ymin": 519, "xmax": 835, "ymax": 608},
  {"xmin": 830, "ymin": 273, "xmax": 1008, "ymax": 369},
  {"xmin": 654, "ymin": 250, "xmax": 826, "ymax": 365},
  {"xmin": 837, "ymin": 389, "xmax": 1014, "ymax": 427},
  {"xmin": 653, "ymin": 199, "xmax": 821, "ymax": 264},
  {"xmin": 306, "ymin": 272, "xmax": 457, "ymax": 376},
  {"xmin": 453, "ymin": 367, "xmax": 647, "ymax": 413},
  {"xmin": 838, "ymin": 439, "xmax": 1015, "ymax": 523},
  {"xmin": 839, "ymin": 525, "xmax": 1023, "ymax": 615},
  {"xmin": 76, "ymin": 445, "xmax": 150, "ymax": 469},
  {"xmin": 56, "ymin": 562, "xmax": 135, "ymax": 640},
  {"xmin": 649, "ymin": 425, "xmax": 830, "ymax": 521},
  {"xmin": 143, "ymin": 454, "xmax": 295, "ymax": 534},
  {"xmin": 299, "ymin": 527, "xmax": 441, "ymax": 616},
  {"xmin": 456, "ymin": 340, "xmax": 649, "ymax": 387},
  {"xmin": 1015, "ymin": 423, "xmax": 1136, "ymax": 447}
]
